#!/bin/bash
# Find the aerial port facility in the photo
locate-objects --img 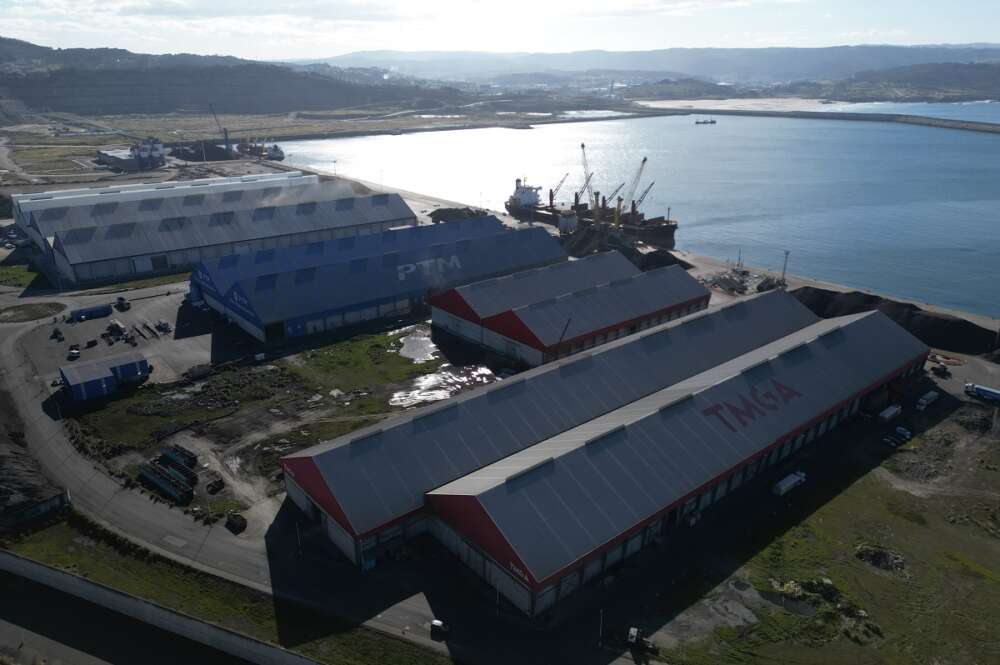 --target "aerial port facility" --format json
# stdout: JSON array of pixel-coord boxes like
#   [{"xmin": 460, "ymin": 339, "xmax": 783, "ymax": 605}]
[{"xmin": 282, "ymin": 290, "xmax": 928, "ymax": 616}]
